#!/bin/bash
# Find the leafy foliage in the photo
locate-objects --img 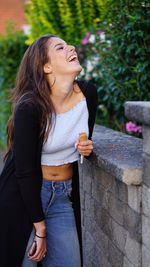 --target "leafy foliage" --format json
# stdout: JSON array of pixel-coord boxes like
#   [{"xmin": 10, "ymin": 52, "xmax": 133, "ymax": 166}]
[
  {"xmin": 78, "ymin": 0, "xmax": 150, "ymax": 132},
  {"xmin": 25, "ymin": 0, "xmax": 109, "ymax": 44},
  {"xmin": 0, "ymin": 23, "xmax": 28, "ymax": 149}
]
